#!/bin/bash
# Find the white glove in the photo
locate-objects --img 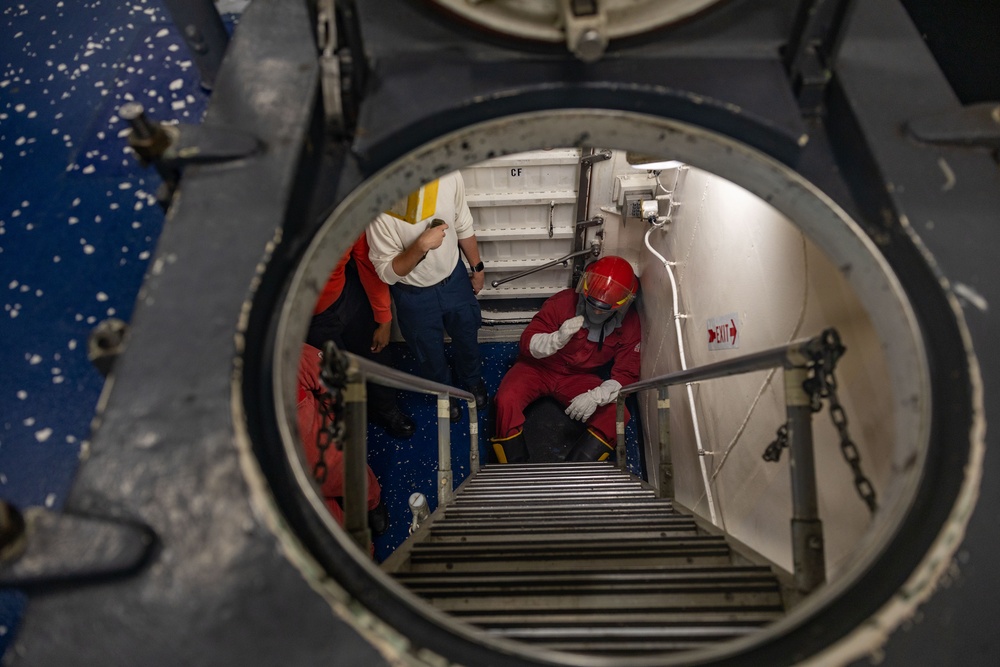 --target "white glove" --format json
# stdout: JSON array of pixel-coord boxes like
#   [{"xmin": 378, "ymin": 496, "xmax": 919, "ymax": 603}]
[
  {"xmin": 529, "ymin": 315, "xmax": 584, "ymax": 359},
  {"xmin": 565, "ymin": 380, "xmax": 622, "ymax": 422}
]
